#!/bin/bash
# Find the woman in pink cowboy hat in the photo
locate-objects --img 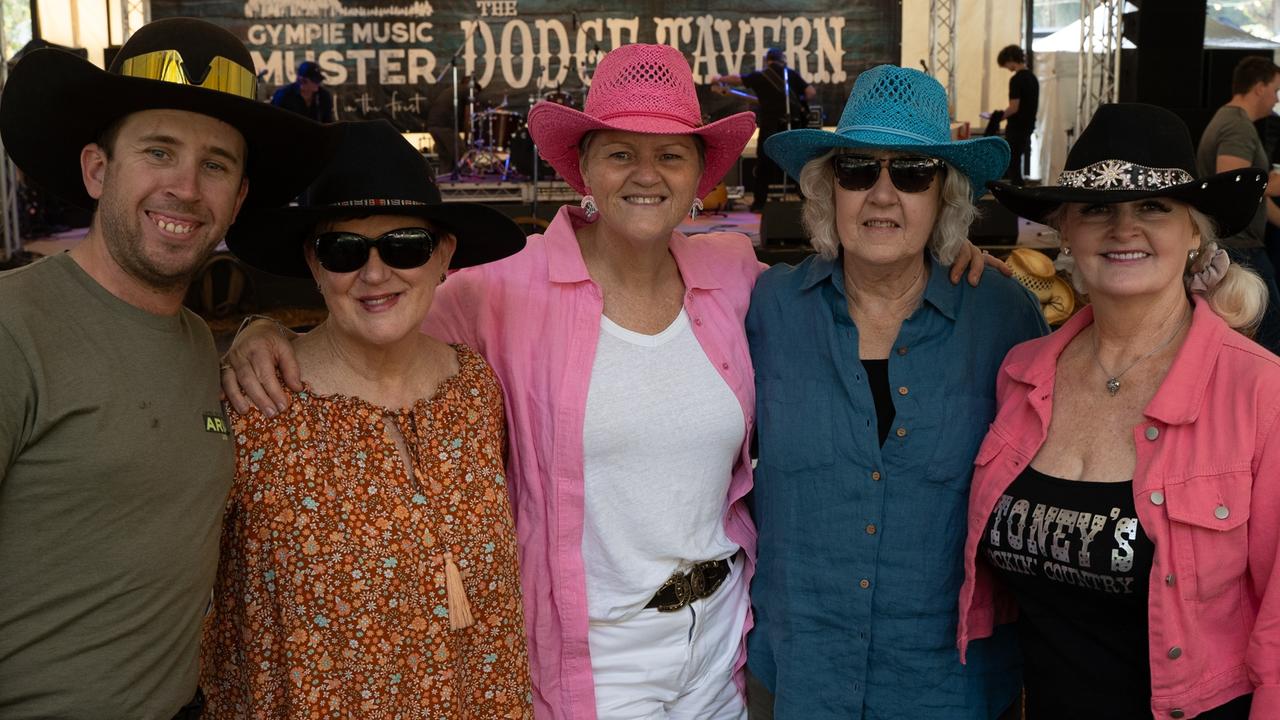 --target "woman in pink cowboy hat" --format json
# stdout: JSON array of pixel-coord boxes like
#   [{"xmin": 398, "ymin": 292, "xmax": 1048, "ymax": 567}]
[{"xmin": 222, "ymin": 45, "xmax": 993, "ymax": 718}]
